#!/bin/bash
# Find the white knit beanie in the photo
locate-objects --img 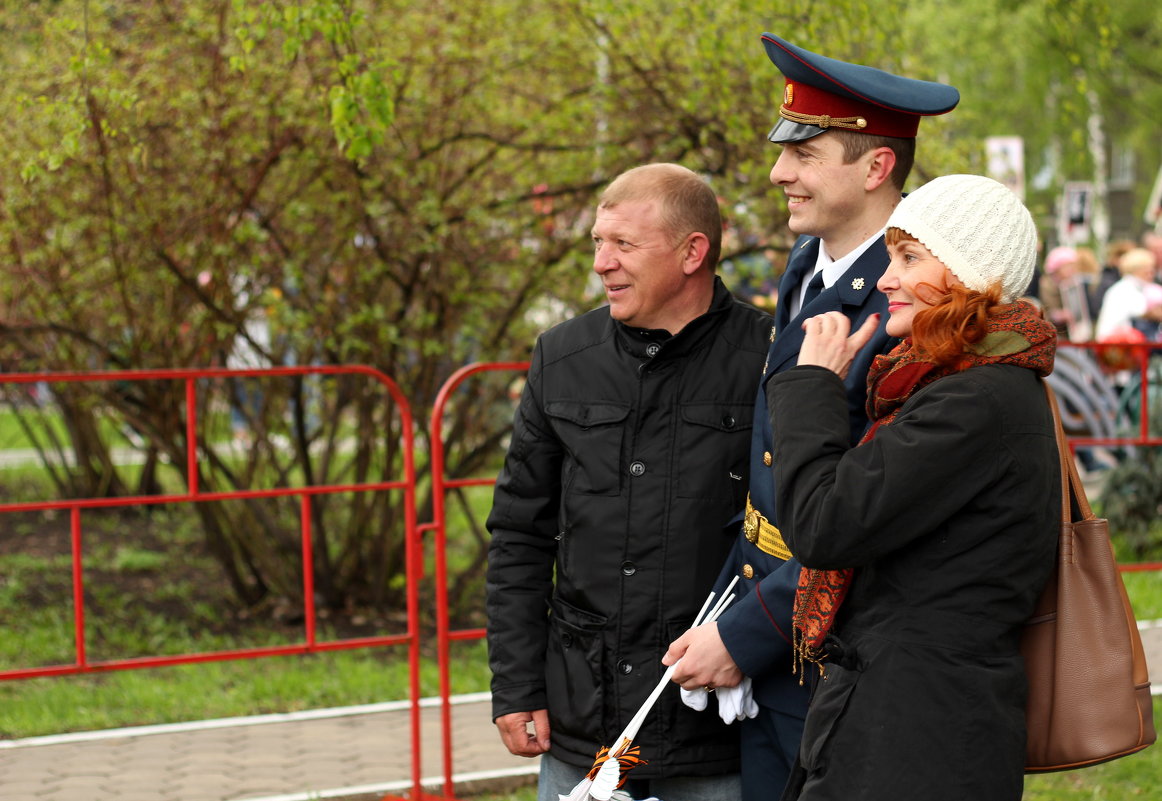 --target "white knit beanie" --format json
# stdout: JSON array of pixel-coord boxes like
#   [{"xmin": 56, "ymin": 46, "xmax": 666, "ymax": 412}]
[{"xmin": 886, "ymin": 174, "xmax": 1038, "ymax": 303}]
